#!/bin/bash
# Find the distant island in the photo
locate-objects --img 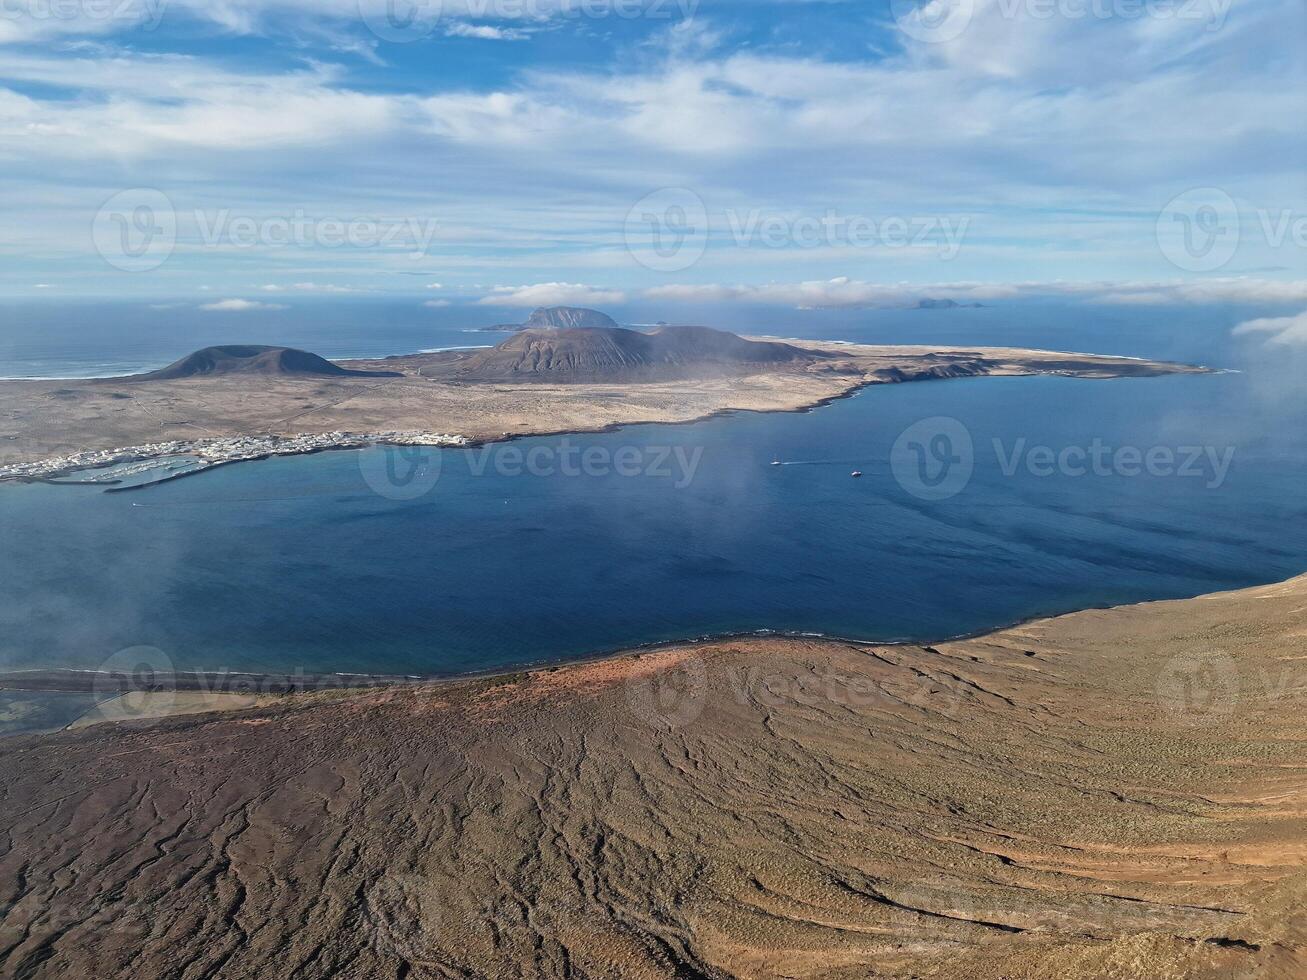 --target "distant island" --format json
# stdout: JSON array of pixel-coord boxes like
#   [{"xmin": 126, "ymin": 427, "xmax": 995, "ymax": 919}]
[
  {"xmin": 915, "ymin": 297, "xmax": 984, "ymax": 309},
  {"xmin": 0, "ymin": 309, "xmax": 1214, "ymax": 485},
  {"xmin": 474, "ymin": 305, "xmax": 621, "ymax": 332}
]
